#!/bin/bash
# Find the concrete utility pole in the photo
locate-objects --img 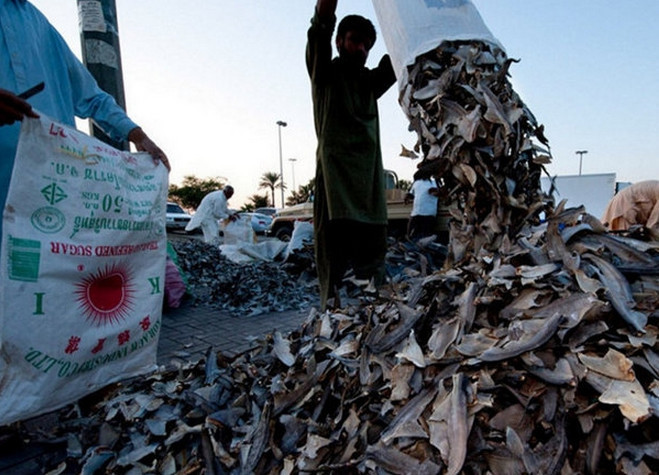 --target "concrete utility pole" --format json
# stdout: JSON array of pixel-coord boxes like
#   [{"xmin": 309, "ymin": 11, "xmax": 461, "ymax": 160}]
[{"xmin": 77, "ymin": 0, "xmax": 128, "ymax": 150}]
